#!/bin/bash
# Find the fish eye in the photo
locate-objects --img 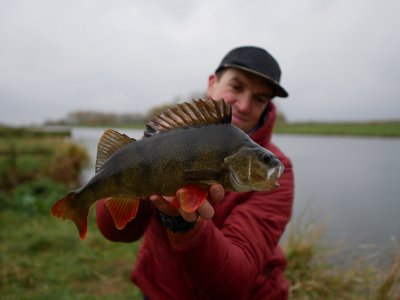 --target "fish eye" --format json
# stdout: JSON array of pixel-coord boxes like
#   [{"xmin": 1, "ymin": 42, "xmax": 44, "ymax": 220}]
[{"xmin": 261, "ymin": 153, "xmax": 272, "ymax": 164}]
